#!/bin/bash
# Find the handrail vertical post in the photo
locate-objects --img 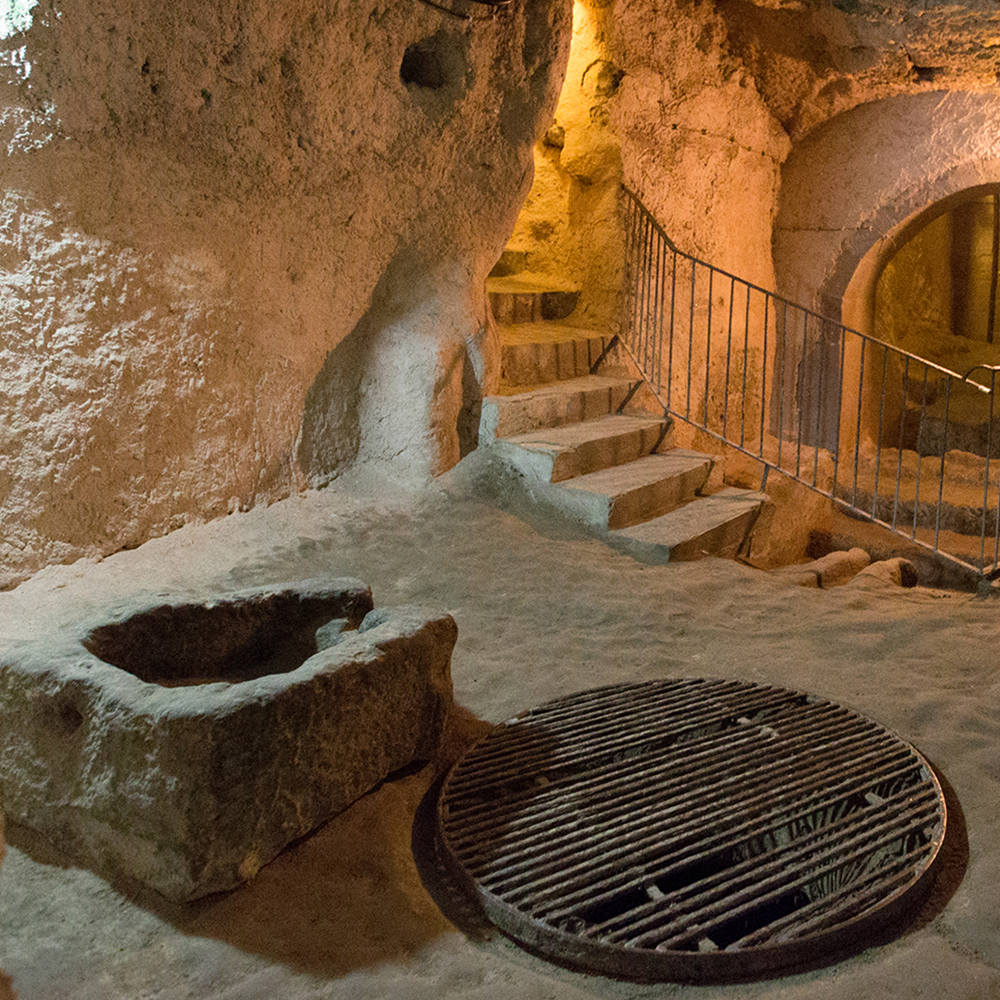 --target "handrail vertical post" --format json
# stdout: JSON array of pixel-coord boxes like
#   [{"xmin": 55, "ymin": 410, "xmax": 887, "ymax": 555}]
[
  {"xmin": 741, "ymin": 286, "xmax": 750, "ymax": 449},
  {"xmin": 795, "ymin": 305, "xmax": 806, "ymax": 478},
  {"xmin": 776, "ymin": 300, "xmax": 787, "ymax": 471},
  {"xmin": 993, "ymin": 369, "xmax": 1000, "ymax": 572},
  {"xmin": 935, "ymin": 377, "xmax": 952, "ymax": 552},
  {"xmin": 981, "ymin": 367, "xmax": 994, "ymax": 574},
  {"xmin": 892, "ymin": 356, "xmax": 910, "ymax": 532},
  {"xmin": 667, "ymin": 246, "xmax": 677, "ymax": 408},
  {"xmin": 705, "ymin": 268, "xmax": 714, "ymax": 427},
  {"xmin": 832, "ymin": 325, "xmax": 847, "ymax": 501},
  {"xmin": 852, "ymin": 339, "xmax": 865, "ymax": 507},
  {"xmin": 872, "ymin": 344, "xmax": 888, "ymax": 520},
  {"xmin": 723, "ymin": 276, "xmax": 735, "ymax": 440},
  {"xmin": 760, "ymin": 294, "xmax": 769, "ymax": 457},
  {"xmin": 687, "ymin": 259, "xmax": 696, "ymax": 419},
  {"xmin": 912, "ymin": 366, "xmax": 929, "ymax": 541},
  {"xmin": 812, "ymin": 317, "xmax": 826, "ymax": 488}
]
